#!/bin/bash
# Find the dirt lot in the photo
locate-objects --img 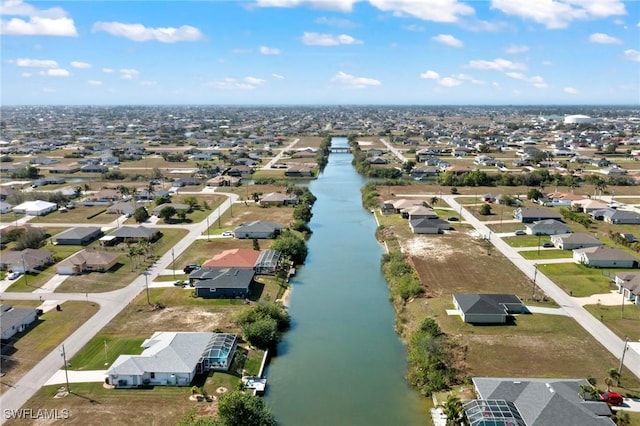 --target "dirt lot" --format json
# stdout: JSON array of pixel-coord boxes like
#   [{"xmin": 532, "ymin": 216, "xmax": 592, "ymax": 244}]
[{"xmin": 379, "ymin": 201, "xmax": 640, "ymax": 389}]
